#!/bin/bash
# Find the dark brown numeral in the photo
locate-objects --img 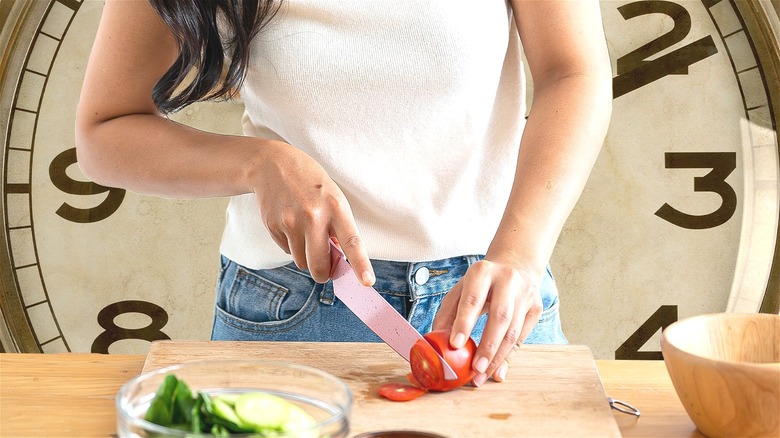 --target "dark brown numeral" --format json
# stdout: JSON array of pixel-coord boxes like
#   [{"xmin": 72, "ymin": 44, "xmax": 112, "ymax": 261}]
[
  {"xmin": 91, "ymin": 300, "xmax": 170, "ymax": 353},
  {"xmin": 656, "ymin": 152, "xmax": 737, "ymax": 229},
  {"xmin": 615, "ymin": 305, "xmax": 678, "ymax": 360},
  {"xmin": 49, "ymin": 148, "xmax": 125, "ymax": 223},
  {"xmin": 613, "ymin": 0, "xmax": 718, "ymax": 98}
]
